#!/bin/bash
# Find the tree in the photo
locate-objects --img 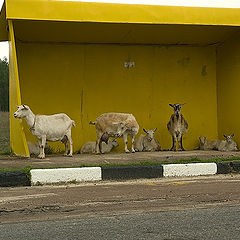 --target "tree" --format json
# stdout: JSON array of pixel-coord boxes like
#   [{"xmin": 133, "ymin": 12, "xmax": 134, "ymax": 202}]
[{"xmin": 0, "ymin": 57, "xmax": 9, "ymax": 111}]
